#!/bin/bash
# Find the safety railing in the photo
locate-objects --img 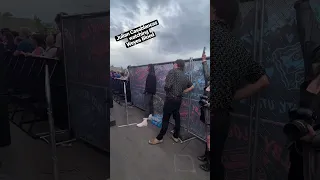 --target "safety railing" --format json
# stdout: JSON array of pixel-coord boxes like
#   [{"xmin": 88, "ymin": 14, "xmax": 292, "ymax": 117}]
[
  {"xmin": 128, "ymin": 57, "xmax": 210, "ymax": 141},
  {"xmin": 0, "ymin": 52, "xmax": 71, "ymax": 145}
]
